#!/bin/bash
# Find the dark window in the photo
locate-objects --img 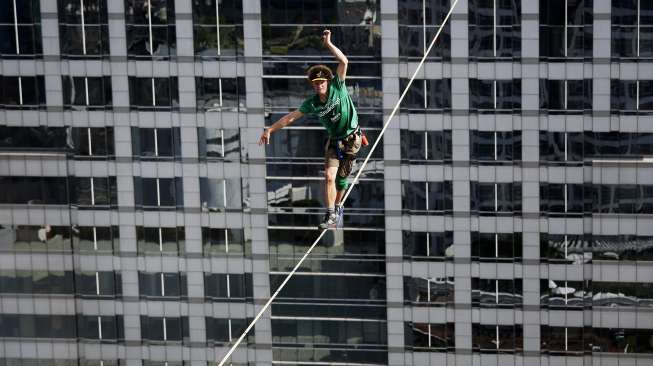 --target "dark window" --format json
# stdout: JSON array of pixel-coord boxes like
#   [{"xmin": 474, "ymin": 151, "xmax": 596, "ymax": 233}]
[
  {"xmin": 268, "ymin": 228, "xmax": 385, "ymax": 258},
  {"xmin": 196, "ymin": 77, "xmax": 246, "ymax": 111},
  {"xmin": 204, "ymin": 273, "xmax": 252, "ymax": 300},
  {"xmin": 592, "ymin": 184, "xmax": 653, "ymax": 214},
  {"xmin": 206, "ymin": 318, "xmax": 252, "ymax": 344},
  {"xmin": 62, "ymin": 76, "xmax": 112, "ymax": 108},
  {"xmin": 58, "ymin": 0, "xmax": 110, "ymax": 57},
  {"xmin": 539, "ymin": 183, "xmax": 588, "ymax": 215},
  {"xmin": 541, "ymin": 326, "xmax": 589, "ymax": 353},
  {"xmin": 125, "ymin": 0, "xmax": 176, "ymax": 59},
  {"xmin": 133, "ymin": 177, "xmax": 184, "ymax": 209},
  {"xmin": 404, "ymin": 322, "xmax": 455, "ymax": 351},
  {"xmin": 402, "ymin": 231, "xmax": 454, "ymax": 258},
  {"xmin": 612, "ymin": 0, "xmax": 653, "ymax": 59},
  {"xmin": 76, "ymin": 272, "xmax": 122, "ymax": 298},
  {"xmin": 192, "ymin": 0, "xmax": 244, "ymax": 59},
  {"xmin": 473, "ymin": 324, "xmax": 523, "ymax": 352},
  {"xmin": 593, "ymin": 328, "xmax": 653, "ymax": 353},
  {"xmin": 270, "ymin": 318, "xmax": 386, "ymax": 346},
  {"xmin": 401, "ymin": 181, "xmax": 453, "ymax": 212},
  {"xmin": 539, "ymin": 131, "xmax": 584, "ymax": 163},
  {"xmin": 140, "ymin": 316, "xmax": 188, "ymax": 342},
  {"xmin": 403, "ymin": 277, "xmax": 454, "ymax": 305},
  {"xmin": 540, "ymin": 79, "xmax": 592, "ymax": 112},
  {"xmin": 470, "ymin": 182, "xmax": 521, "ymax": 214},
  {"xmin": 198, "ymin": 128, "xmax": 240, "ymax": 160},
  {"xmin": 0, "ymin": 225, "xmax": 72, "ymax": 252},
  {"xmin": 270, "ymin": 274, "xmax": 386, "ymax": 303},
  {"xmin": 71, "ymin": 127, "xmax": 115, "ymax": 157},
  {"xmin": 540, "ymin": 0, "xmax": 593, "ymax": 60},
  {"xmin": 128, "ymin": 77, "xmax": 179, "ymax": 109},
  {"xmin": 267, "ymin": 179, "xmax": 384, "ymax": 210},
  {"xmin": 0, "ymin": 0, "xmax": 42, "ymax": 57},
  {"xmin": 0, "ymin": 126, "xmax": 70, "ymax": 151},
  {"xmin": 0, "ymin": 270, "xmax": 74, "ymax": 294},
  {"xmin": 398, "ymin": 0, "xmax": 451, "ymax": 60},
  {"xmin": 399, "ymin": 79, "xmax": 452, "ymax": 110},
  {"xmin": 139, "ymin": 272, "xmax": 187, "ymax": 299},
  {"xmin": 0, "ymin": 314, "xmax": 76, "ymax": 338},
  {"xmin": 131, "ymin": 127, "xmax": 181, "ymax": 159},
  {"xmin": 470, "ymin": 131, "xmax": 521, "ymax": 162},
  {"xmin": 71, "ymin": 177, "xmax": 118, "ymax": 208},
  {"xmin": 471, "ymin": 232, "xmax": 522, "ymax": 261},
  {"xmin": 0, "ymin": 177, "xmax": 69, "ymax": 205},
  {"xmin": 472, "ymin": 278, "xmax": 523, "ymax": 306},
  {"xmin": 136, "ymin": 226, "xmax": 185, "ymax": 254},
  {"xmin": 72, "ymin": 226, "xmax": 119, "ymax": 253},
  {"xmin": 202, "ymin": 227, "xmax": 250, "ymax": 255},
  {"xmin": 469, "ymin": 0, "xmax": 521, "ymax": 59},
  {"xmin": 540, "ymin": 233, "xmax": 588, "ymax": 263},
  {"xmin": 0, "ymin": 76, "xmax": 45, "ymax": 108},
  {"xmin": 400, "ymin": 130, "xmax": 452, "ymax": 161},
  {"xmin": 469, "ymin": 79, "xmax": 521, "ymax": 112}
]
